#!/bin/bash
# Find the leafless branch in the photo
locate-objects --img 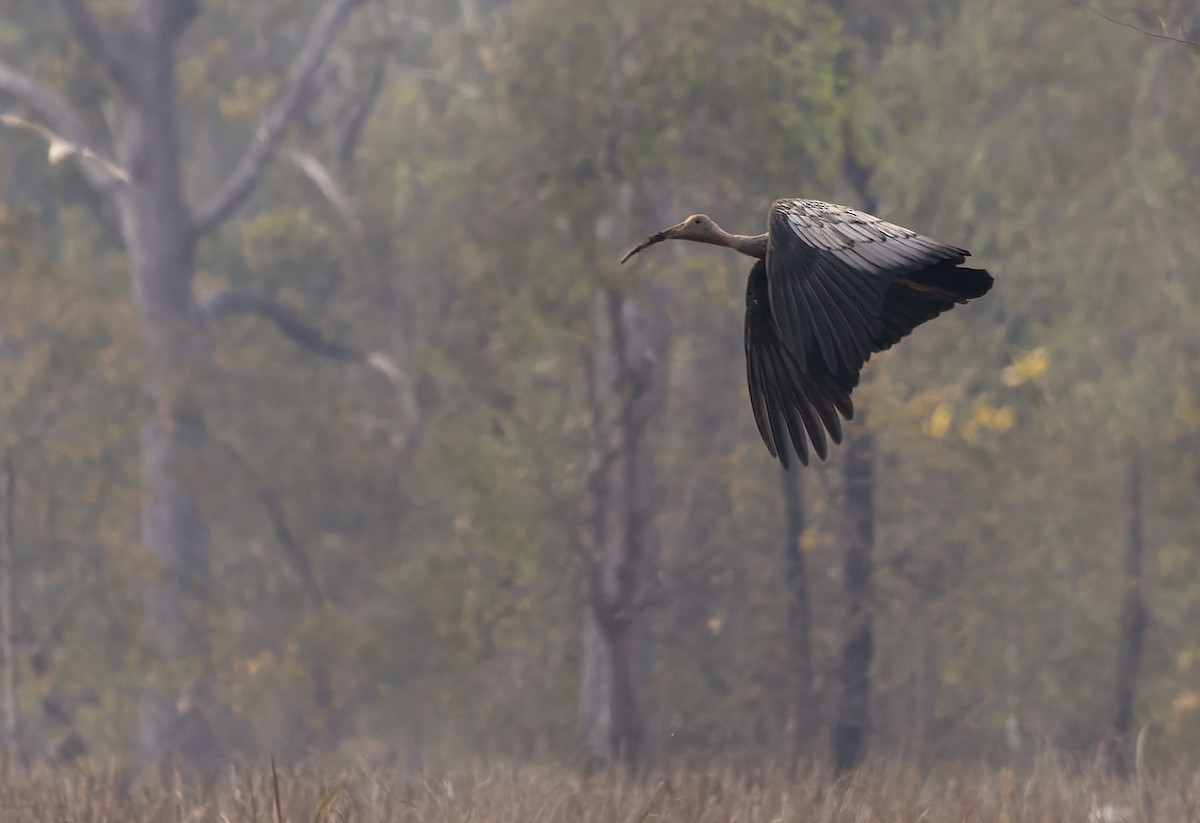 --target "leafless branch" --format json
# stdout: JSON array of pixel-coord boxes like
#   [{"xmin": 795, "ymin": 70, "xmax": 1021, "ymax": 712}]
[
  {"xmin": 1090, "ymin": 6, "xmax": 1200, "ymax": 47},
  {"xmin": 0, "ymin": 62, "xmax": 117, "ymax": 195},
  {"xmin": 56, "ymin": 0, "xmax": 133, "ymax": 91},
  {"xmin": 392, "ymin": 63, "xmax": 482, "ymax": 98},
  {"xmin": 0, "ymin": 112, "xmax": 128, "ymax": 182},
  {"xmin": 334, "ymin": 60, "xmax": 385, "ymax": 166},
  {"xmin": 211, "ymin": 439, "xmax": 324, "ymax": 605},
  {"xmin": 193, "ymin": 0, "xmax": 368, "ymax": 236},
  {"xmin": 199, "ymin": 288, "xmax": 402, "ymax": 384},
  {"xmin": 281, "ymin": 147, "xmax": 362, "ymax": 234}
]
